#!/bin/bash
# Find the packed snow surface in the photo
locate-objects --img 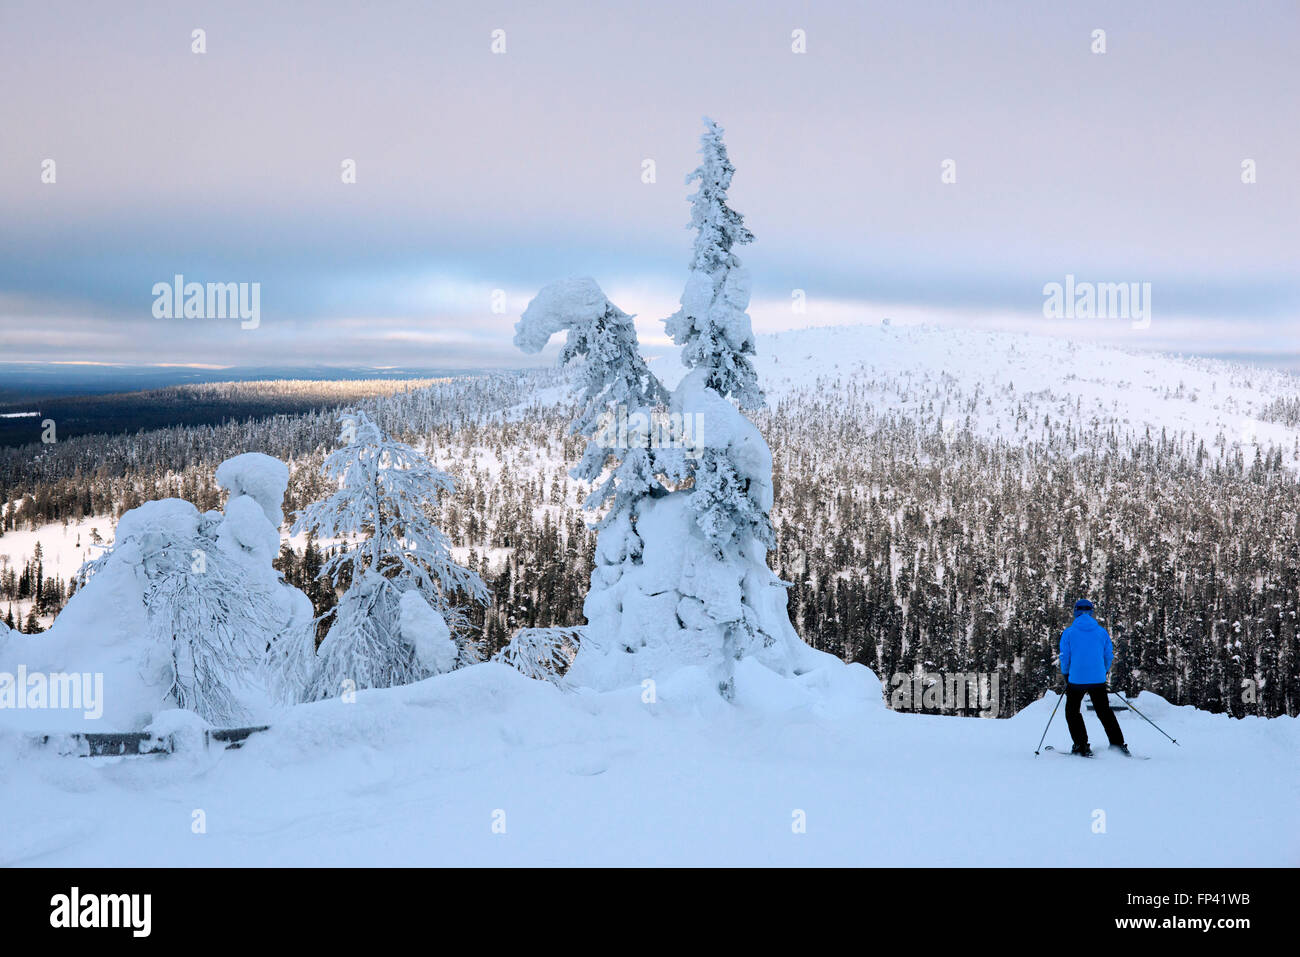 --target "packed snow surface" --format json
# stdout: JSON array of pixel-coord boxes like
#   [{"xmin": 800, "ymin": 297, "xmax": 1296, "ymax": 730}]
[{"xmin": 2, "ymin": 659, "xmax": 1295, "ymax": 866}]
